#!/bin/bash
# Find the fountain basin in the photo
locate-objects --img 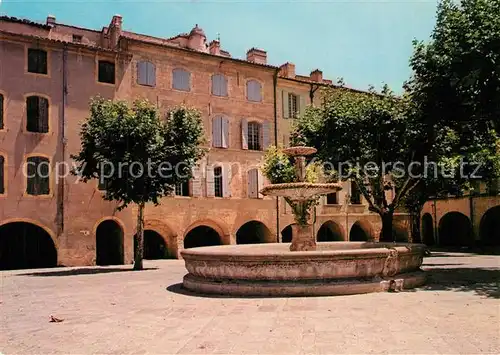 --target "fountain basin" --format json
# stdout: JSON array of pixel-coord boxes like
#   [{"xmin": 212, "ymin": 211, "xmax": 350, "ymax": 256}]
[
  {"xmin": 181, "ymin": 242, "xmax": 426, "ymax": 296},
  {"xmin": 260, "ymin": 182, "xmax": 342, "ymax": 201}
]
